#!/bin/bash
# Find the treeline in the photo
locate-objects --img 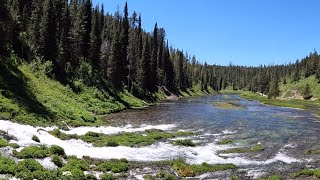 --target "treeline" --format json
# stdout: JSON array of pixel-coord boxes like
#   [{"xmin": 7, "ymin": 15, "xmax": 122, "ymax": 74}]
[
  {"xmin": 1, "ymin": 0, "xmax": 319, "ymax": 100},
  {"xmin": 1, "ymin": 0, "xmax": 216, "ymax": 99}
]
